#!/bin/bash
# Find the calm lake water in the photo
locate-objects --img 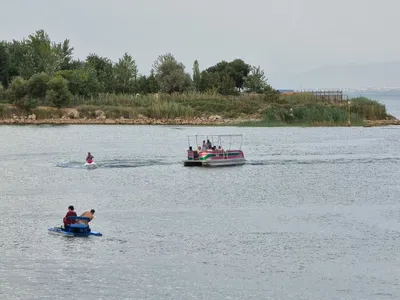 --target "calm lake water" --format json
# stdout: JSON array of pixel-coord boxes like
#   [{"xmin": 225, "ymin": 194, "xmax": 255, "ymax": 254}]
[{"xmin": 0, "ymin": 96, "xmax": 399, "ymax": 300}]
